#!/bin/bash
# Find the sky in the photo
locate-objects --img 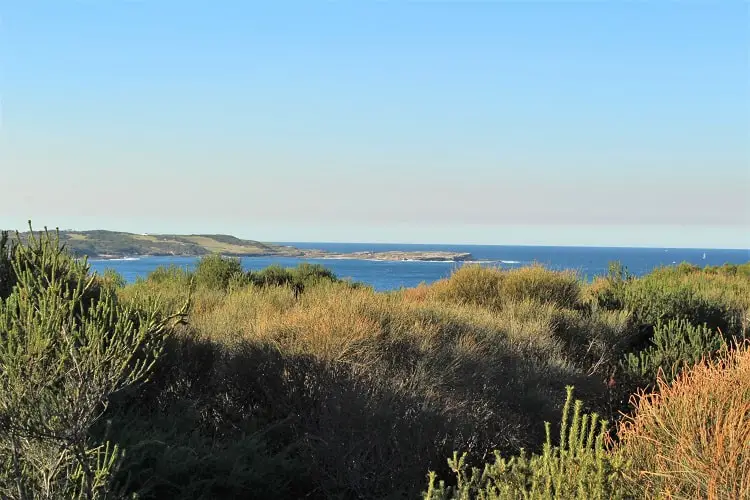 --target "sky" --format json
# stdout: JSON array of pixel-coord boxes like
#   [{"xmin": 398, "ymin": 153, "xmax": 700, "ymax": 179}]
[{"xmin": 0, "ymin": 1, "xmax": 748, "ymax": 249}]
